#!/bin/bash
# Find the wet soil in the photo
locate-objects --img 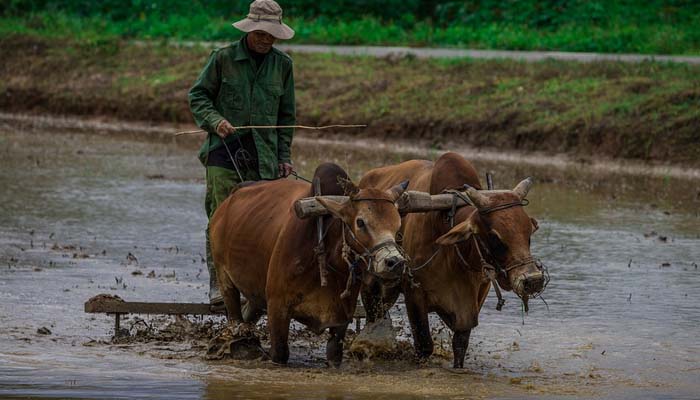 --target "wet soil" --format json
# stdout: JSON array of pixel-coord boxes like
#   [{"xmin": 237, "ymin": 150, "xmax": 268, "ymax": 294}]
[{"xmin": 1, "ymin": 115, "xmax": 699, "ymax": 399}]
